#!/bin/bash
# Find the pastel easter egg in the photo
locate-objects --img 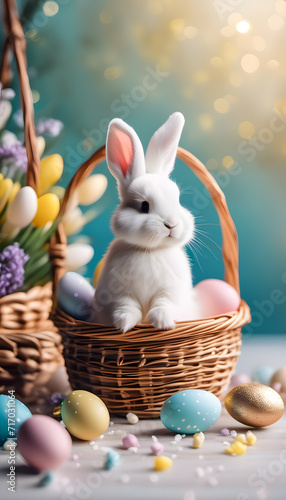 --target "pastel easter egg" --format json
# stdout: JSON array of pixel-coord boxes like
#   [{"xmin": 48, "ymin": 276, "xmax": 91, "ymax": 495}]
[
  {"xmin": 61, "ymin": 390, "xmax": 110, "ymax": 441},
  {"xmin": 66, "ymin": 243, "xmax": 94, "ymax": 272},
  {"xmin": 160, "ymin": 389, "xmax": 221, "ymax": 434},
  {"xmin": 17, "ymin": 415, "xmax": 72, "ymax": 471},
  {"xmin": 0, "ymin": 395, "xmax": 32, "ymax": 446},
  {"xmin": 57, "ymin": 272, "xmax": 95, "ymax": 321},
  {"xmin": 33, "ymin": 193, "xmax": 60, "ymax": 228},
  {"xmin": 270, "ymin": 366, "xmax": 286, "ymax": 393},
  {"xmin": 270, "ymin": 366, "xmax": 286, "ymax": 404},
  {"xmin": 225, "ymin": 383, "xmax": 284, "ymax": 427},
  {"xmin": 6, "ymin": 186, "xmax": 38, "ymax": 228},
  {"xmin": 230, "ymin": 373, "xmax": 252, "ymax": 388},
  {"xmin": 93, "ymin": 256, "xmax": 106, "ymax": 286},
  {"xmin": 252, "ymin": 365, "xmax": 275, "ymax": 386},
  {"xmin": 46, "ymin": 366, "xmax": 71, "ymax": 395},
  {"xmin": 77, "ymin": 174, "xmax": 108, "ymax": 205},
  {"xmin": 194, "ymin": 279, "xmax": 240, "ymax": 317},
  {"xmin": 38, "ymin": 154, "xmax": 63, "ymax": 195}
]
